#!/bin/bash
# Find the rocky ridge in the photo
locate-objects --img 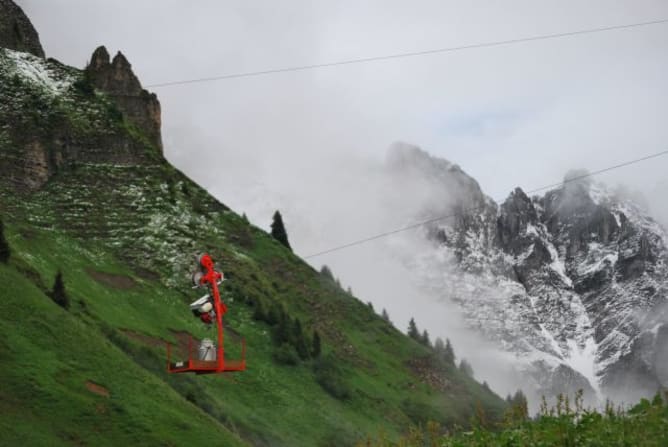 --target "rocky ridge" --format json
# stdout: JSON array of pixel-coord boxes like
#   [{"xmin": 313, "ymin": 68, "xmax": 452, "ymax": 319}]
[{"xmin": 393, "ymin": 145, "xmax": 668, "ymax": 404}]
